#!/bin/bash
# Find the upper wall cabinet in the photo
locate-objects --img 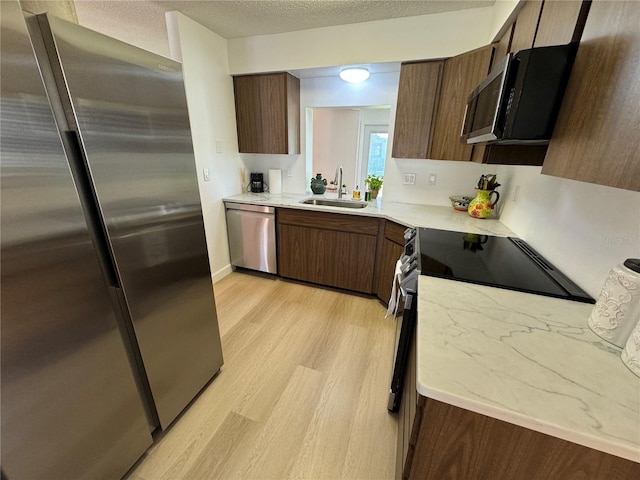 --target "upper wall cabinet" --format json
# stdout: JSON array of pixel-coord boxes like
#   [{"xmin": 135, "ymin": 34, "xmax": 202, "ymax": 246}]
[
  {"xmin": 541, "ymin": 0, "xmax": 640, "ymax": 192},
  {"xmin": 392, "ymin": 47, "xmax": 493, "ymax": 162},
  {"xmin": 391, "ymin": 61, "xmax": 443, "ymax": 159},
  {"xmin": 233, "ymin": 72, "xmax": 300, "ymax": 154},
  {"xmin": 509, "ymin": 0, "xmax": 544, "ymax": 54},
  {"xmin": 491, "ymin": 0, "xmax": 585, "ymax": 66},
  {"xmin": 534, "ymin": 0, "xmax": 591, "ymax": 47},
  {"xmin": 493, "ymin": 22, "xmax": 514, "ymax": 66},
  {"xmin": 430, "ymin": 45, "xmax": 494, "ymax": 162}
]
